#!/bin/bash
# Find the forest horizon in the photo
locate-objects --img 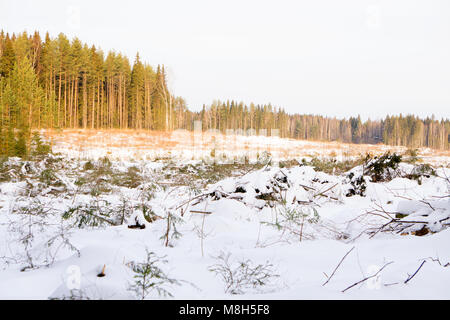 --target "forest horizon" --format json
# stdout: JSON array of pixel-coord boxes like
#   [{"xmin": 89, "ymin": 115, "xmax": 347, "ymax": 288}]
[{"xmin": 0, "ymin": 30, "xmax": 449, "ymax": 157}]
